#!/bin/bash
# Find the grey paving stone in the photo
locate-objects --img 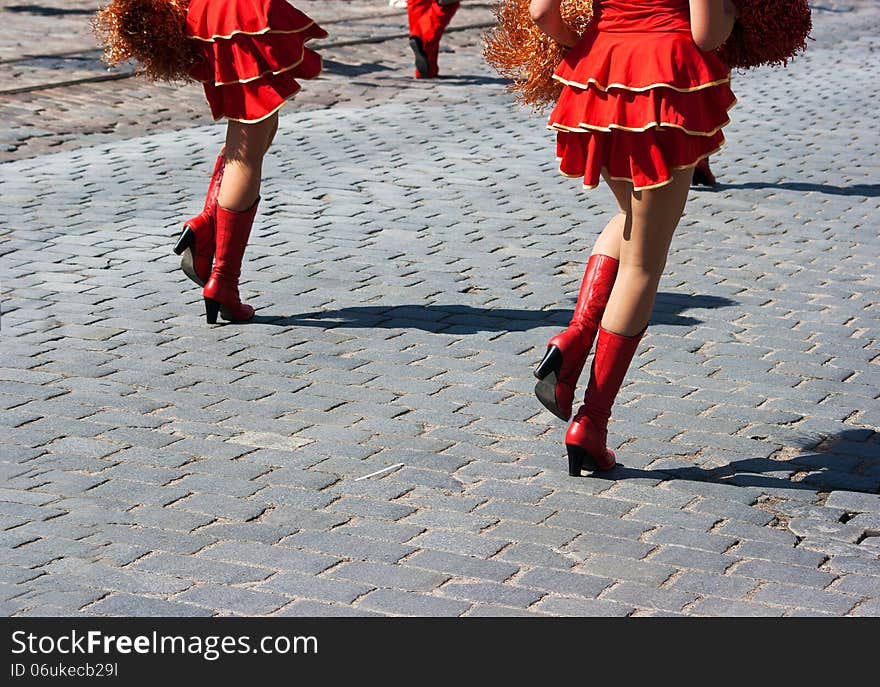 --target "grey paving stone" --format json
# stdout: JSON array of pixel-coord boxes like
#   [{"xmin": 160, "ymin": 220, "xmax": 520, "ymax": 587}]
[
  {"xmin": 825, "ymin": 491, "xmax": 880, "ymax": 513},
  {"xmin": 85, "ymin": 593, "xmax": 213, "ymax": 617},
  {"xmin": 332, "ymin": 516, "xmax": 425, "ymax": 544},
  {"xmin": 439, "ymin": 581, "xmax": 544, "ymax": 608},
  {"xmin": 824, "ymin": 555, "xmax": 880, "ymax": 576},
  {"xmin": 325, "ymin": 496, "xmax": 416, "ymax": 521},
  {"xmin": 601, "ymin": 581, "xmax": 699, "ymax": 613},
  {"xmin": 830, "ymin": 574, "xmax": 880, "ymax": 598},
  {"xmin": 260, "ymin": 572, "xmax": 373, "ymax": 604},
  {"xmin": 408, "ymin": 530, "xmax": 509, "ymax": 559},
  {"xmin": 483, "ymin": 521, "xmax": 578, "ymax": 549},
  {"xmin": 714, "ymin": 520, "xmax": 799, "ymax": 547},
  {"xmin": 727, "ymin": 559, "xmax": 837, "ymax": 588},
  {"xmin": 170, "ymin": 493, "xmax": 269, "ymax": 521},
  {"xmin": 198, "ymin": 541, "xmax": 338, "ymax": 575},
  {"xmin": 469, "ymin": 480, "xmax": 553, "ymax": 504},
  {"xmin": 126, "ymin": 505, "xmax": 216, "ymax": 532},
  {"xmin": 731, "ymin": 540, "xmax": 828, "ymax": 569},
  {"xmin": 276, "ymin": 600, "xmax": 385, "ymax": 617},
  {"xmin": 643, "ymin": 526, "xmax": 737, "ymax": 554},
  {"xmin": 540, "ymin": 492, "xmax": 635, "ymax": 518},
  {"xmin": 133, "ymin": 553, "xmax": 272, "ymax": 584},
  {"xmin": 283, "ymin": 531, "xmax": 415, "ymax": 564},
  {"xmin": 405, "ymin": 550, "xmax": 519, "ymax": 583},
  {"xmin": 357, "ymin": 589, "xmax": 470, "ymax": 617},
  {"xmin": 40, "ymin": 560, "xmax": 192, "ymax": 596},
  {"xmin": 516, "ymin": 568, "xmax": 612, "ymax": 598},
  {"xmin": 685, "ymin": 598, "xmax": 785, "ymax": 617},
  {"xmin": 625, "ymin": 504, "xmax": 721, "ymax": 531},
  {"xmin": 648, "ymin": 546, "xmax": 737, "ymax": 574},
  {"xmin": 94, "ymin": 525, "xmax": 216, "ymax": 554},
  {"xmin": 563, "ymin": 532, "xmax": 656, "ymax": 560},
  {"xmin": 327, "ymin": 561, "xmax": 449, "ymax": 592},
  {"xmin": 464, "ymin": 604, "xmax": 549, "ymax": 617},
  {"xmin": 687, "ymin": 497, "xmax": 774, "ymax": 526},
  {"xmin": 751, "ymin": 583, "xmax": 861, "ymax": 615},
  {"xmin": 600, "ymin": 482, "xmax": 695, "ymax": 509},
  {"xmin": 472, "ymin": 499, "xmax": 554, "ymax": 524},
  {"xmin": 668, "ymin": 570, "xmax": 760, "ymax": 599},
  {"xmin": 576, "ymin": 554, "xmax": 678, "ymax": 587},
  {"xmin": 787, "ymin": 518, "xmax": 865, "ymax": 544},
  {"xmin": 174, "ymin": 585, "xmax": 289, "ymax": 616},
  {"xmin": 262, "ymin": 507, "xmax": 349, "ymax": 531},
  {"xmin": 849, "ymin": 599, "xmax": 880, "ymax": 617},
  {"xmin": 545, "ymin": 512, "xmax": 653, "ymax": 541},
  {"xmin": 532, "ymin": 595, "xmax": 635, "ymax": 617}
]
